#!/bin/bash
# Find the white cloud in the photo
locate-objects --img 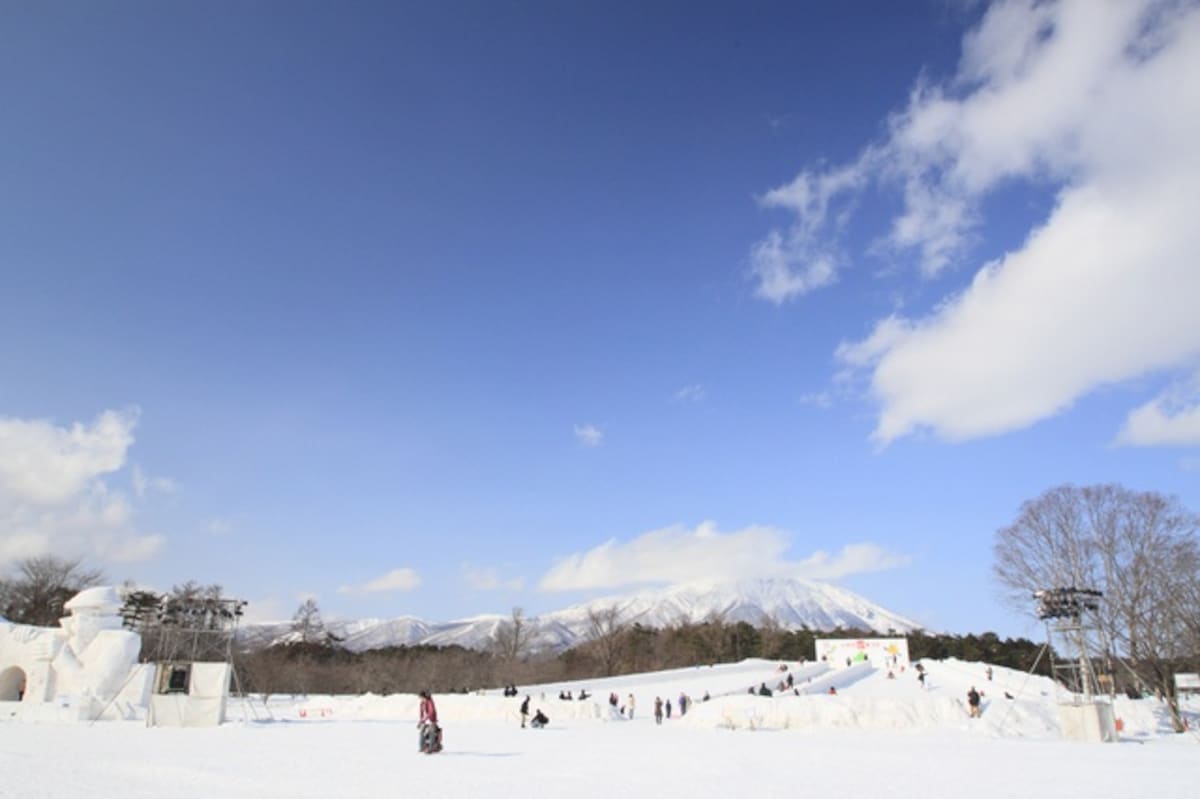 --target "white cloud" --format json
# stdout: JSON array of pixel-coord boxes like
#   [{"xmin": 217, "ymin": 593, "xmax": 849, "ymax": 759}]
[
  {"xmin": 754, "ymin": 0, "xmax": 1200, "ymax": 444},
  {"xmin": 749, "ymin": 231, "xmax": 839, "ymax": 304},
  {"xmin": 462, "ymin": 564, "xmax": 525, "ymax": 591},
  {"xmin": 131, "ymin": 464, "xmax": 177, "ymax": 499},
  {"xmin": 338, "ymin": 567, "xmax": 422, "ymax": 595},
  {"xmin": 1117, "ymin": 379, "xmax": 1200, "ymax": 446},
  {"xmin": 538, "ymin": 521, "xmax": 909, "ymax": 592},
  {"xmin": 673, "ymin": 384, "xmax": 706, "ymax": 403},
  {"xmin": 574, "ymin": 424, "xmax": 603, "ymax": 447},
  {"xmin": 0, "ymin": 408, "xmax": 137, "ymax": 506},
  {"xmin": 103, "ymin": 532, "xmax": 167, "ymax": 563},
  {"xmin": 791, "ymin": 542, "xmax": 912, "ymax": 581},
  {"xmin": 748, "ymin": 163, "xmax": 867, "ymax": 304},
  {"xmin": 0, "ymin": 409, "xmax": 164, "ymax": 567}
]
